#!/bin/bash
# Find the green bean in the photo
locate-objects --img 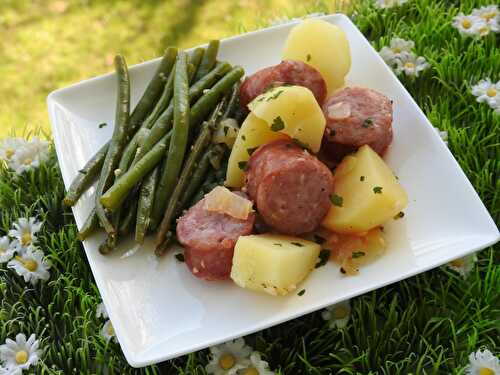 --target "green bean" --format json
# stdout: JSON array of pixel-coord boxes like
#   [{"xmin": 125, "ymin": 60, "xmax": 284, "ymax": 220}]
[
  {"xmin": 77, "ymin": 209, "xmax": 99, "ymax": 241},
  {"xmin": 189, "ymin": 170, "xmax": 216, "ymax": 206},
  {"xmin": 222, "ymin": 81, "xmax": 241, "ymax": 120},
  {"xmin": 153, "ymin": 52, "xmax": 190, "ymax": 246},
  {"xmin": 154, "ymin": 230, "xmax": 175, "ymax": 257},
  {"xmin": 194, "ymin": 40, "xmax": 219, "ymax": 82},
  {"xmin": 98, "ymin": 235, "xmax": 116, "ymax": 255},
  {"xmin": 119, "ymin": 198, "xmax": 138, "ymax": 236},
  {"xmin": 118, "ymin": 127, "xmax": 150, "ymax": 173},
  {"xmin": 190, "ymin": 66, "xmax": 245, "ymax": 128},
  {"xmin": 189, "ymin": 48, "xmax": 205, "ymax": 83},
  {"xmin": 100, "ymin": 132, "xmax": 171, "ymax": 211},
  {"xmin": 155, "ymin": 118, "xmax": 214, "ymax": 248},
  {"xmin": 95, "ymin": 55, "xmax": 130, "ymax": 234},
  {"xmin": 135, "ymin": 167, "xmax": 159, "ymax": 244},
  {"xmin": 141, "ymin": 68, "xmax": 175, "ymax": 131},
  {"xmin": 135, "ymin": 62, "xmax": 232, "ymax": 162},
  {"xmin": 63, "ymin": 143, "xmax": 109, "ymax": 206},
  {"xmin": 129, "ymin": 47, "xmax": 177, "ymax": 134}
]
